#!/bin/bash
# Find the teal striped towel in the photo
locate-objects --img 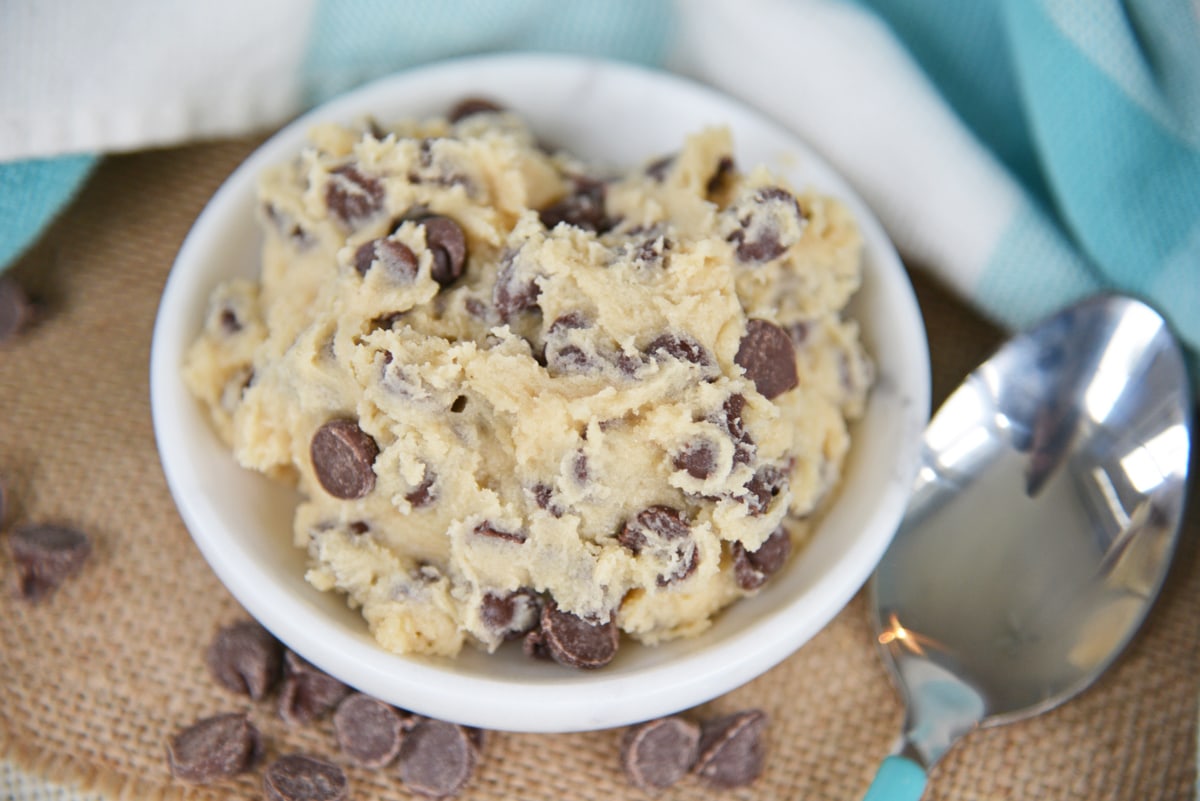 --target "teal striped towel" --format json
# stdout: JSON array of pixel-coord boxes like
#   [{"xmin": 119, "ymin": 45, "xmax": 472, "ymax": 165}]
[{"xmin": 2, "ymin": 0, "xmax": 1197, "ymax": 373}]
